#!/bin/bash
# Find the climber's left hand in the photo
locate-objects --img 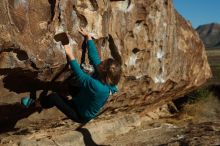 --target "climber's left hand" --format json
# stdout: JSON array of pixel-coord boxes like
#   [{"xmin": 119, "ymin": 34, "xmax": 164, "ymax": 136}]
[{"xmin": 64, "ymin": 45, "xmax": 75, "ymax": 60}]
